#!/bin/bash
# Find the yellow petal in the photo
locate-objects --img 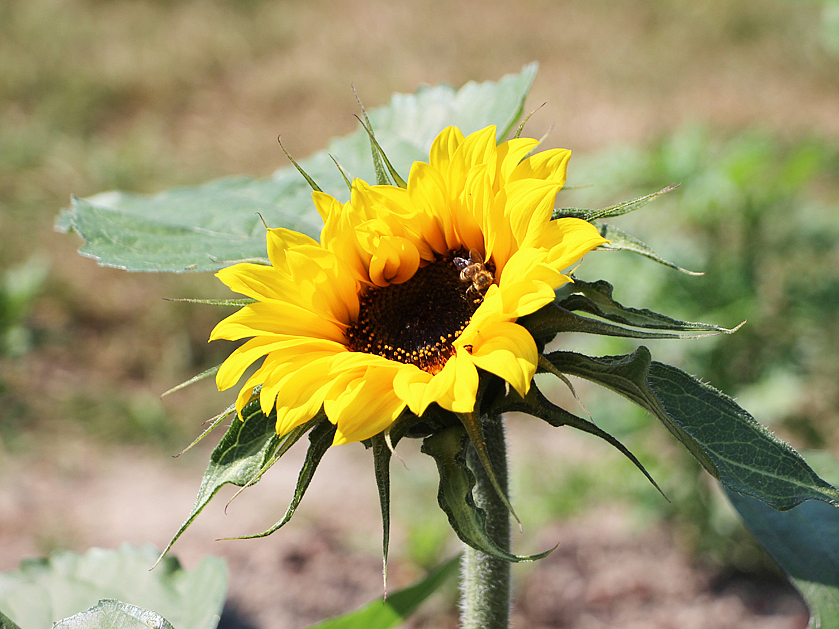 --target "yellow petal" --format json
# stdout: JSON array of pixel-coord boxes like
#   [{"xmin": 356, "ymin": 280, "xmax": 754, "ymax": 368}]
[
  {"xmin": 209, "ymin": 301, "xmax": 345, "ymax": 343},
  {"xmin": 532, "ymin": 217, "xmax": 608, "ymax": 270},
  {"xmin": 367, "ymin": 235, "xmax": 421, "ymax": 286},
  {"xmin": 327, "ymin": 366, "xmax": 406, "ymax": 445},
  {"xmin": 509, "ymin": 147, "xmax": 572, "ymax": 187},
  {"xmin": 266, "ymin": 227, "xmax": 319, "ymax": 269},
  {"xmin": 428, "ymin": 126, "xmax": 465, "ymax": 181},
  {"xmin": 467, "ymin": 321, "xmax": 538, "ymax": 397},
  {"xmin": 495, "ymin": 137, "xmax": 540, "ymax": 188},
  {"xmin": 503, "ymin": 179, "xmax": 563, "ymax": 247},
  {"xmin": 408, "ymin": 161, "xmax": 456, "ymax": 253},
  {"xmin": 215, "ymin": 263, "xmax": 286, "ymax": 302}
]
